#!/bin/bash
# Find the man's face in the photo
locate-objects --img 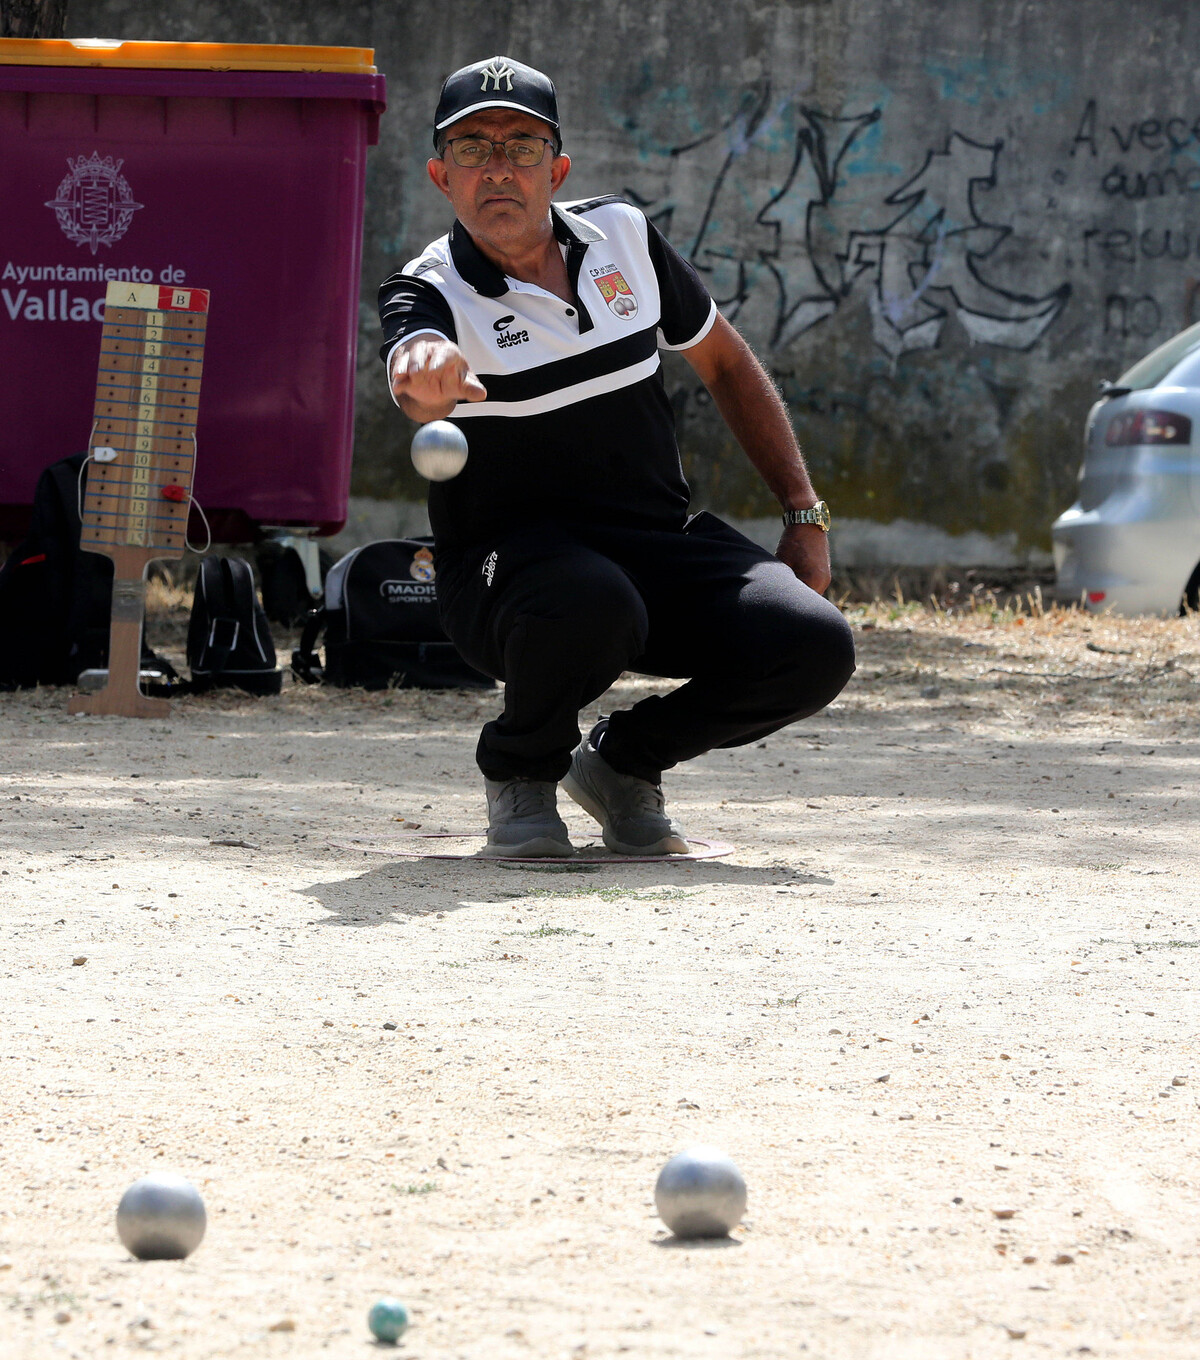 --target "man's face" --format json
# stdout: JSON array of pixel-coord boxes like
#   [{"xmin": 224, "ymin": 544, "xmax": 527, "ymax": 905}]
[{"xmin": 427, "ymin": 109, "xmax": 570, "ymax": 252}]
